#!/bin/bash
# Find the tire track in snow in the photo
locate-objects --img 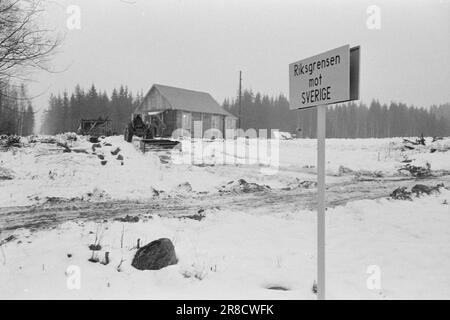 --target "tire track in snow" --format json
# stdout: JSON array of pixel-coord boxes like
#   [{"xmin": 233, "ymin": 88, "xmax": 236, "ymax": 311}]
[{"xmin": 1, "ymin": 175, "xmax": 449, "ymax": 233}]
